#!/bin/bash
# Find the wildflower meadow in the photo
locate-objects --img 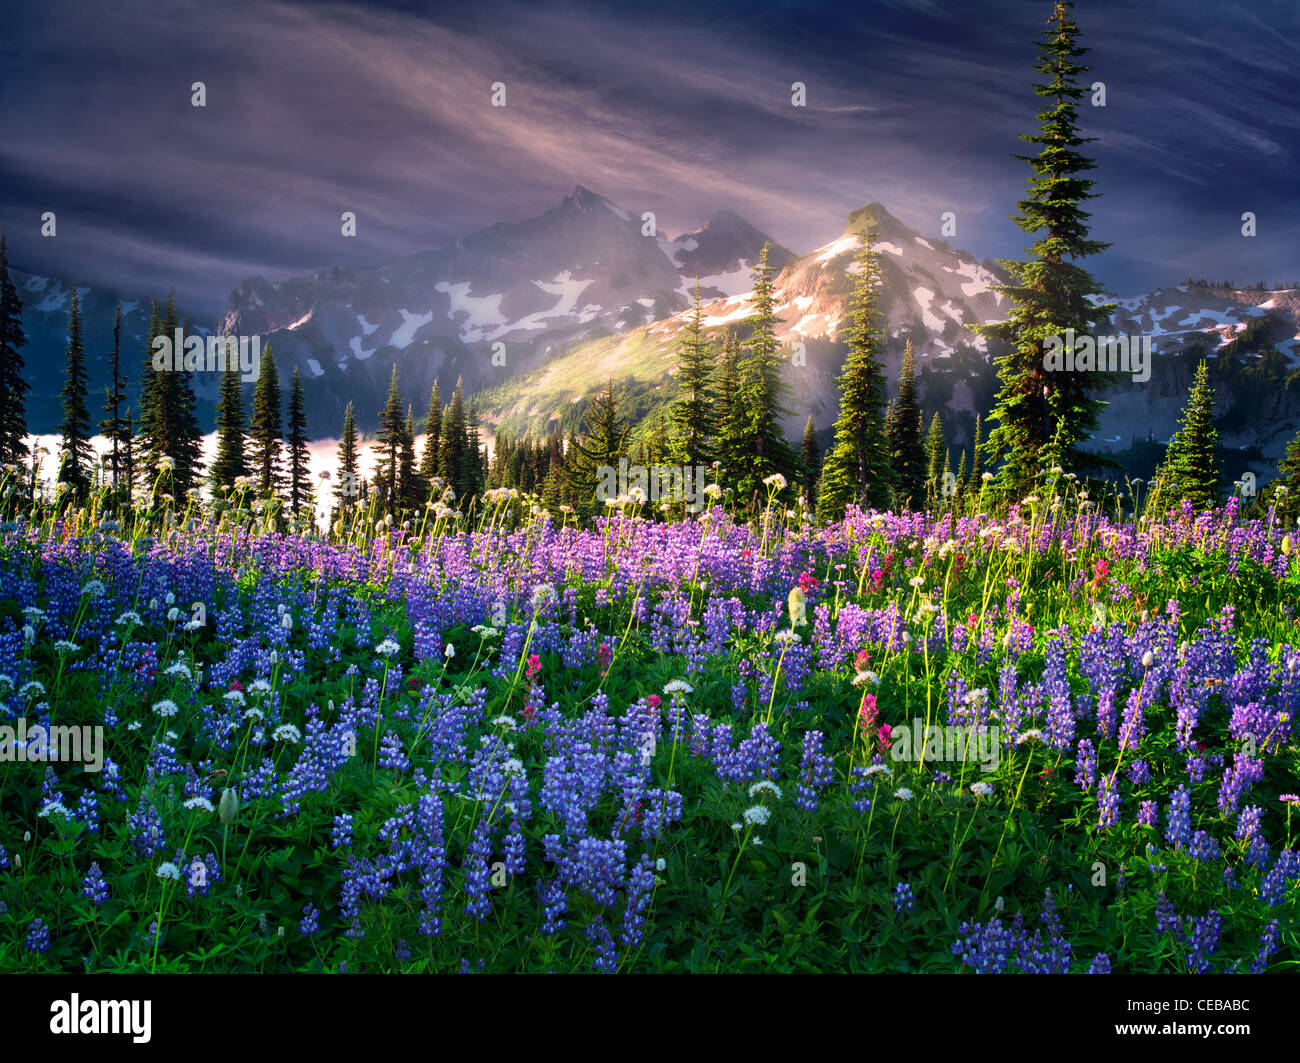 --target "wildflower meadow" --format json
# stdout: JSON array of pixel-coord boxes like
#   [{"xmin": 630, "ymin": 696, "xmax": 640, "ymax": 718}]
[{"xmin": 1, "ymin": 472, "xmax": 1297, "ymax": 974}]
